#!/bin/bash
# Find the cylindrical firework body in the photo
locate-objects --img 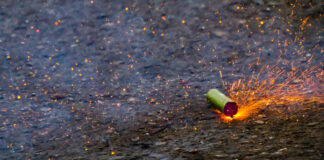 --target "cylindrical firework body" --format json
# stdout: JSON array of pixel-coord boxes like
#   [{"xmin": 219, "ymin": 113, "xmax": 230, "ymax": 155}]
[{"xmin": 206, "ymin": 89, "xmax": 238, "ymax": 117}]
